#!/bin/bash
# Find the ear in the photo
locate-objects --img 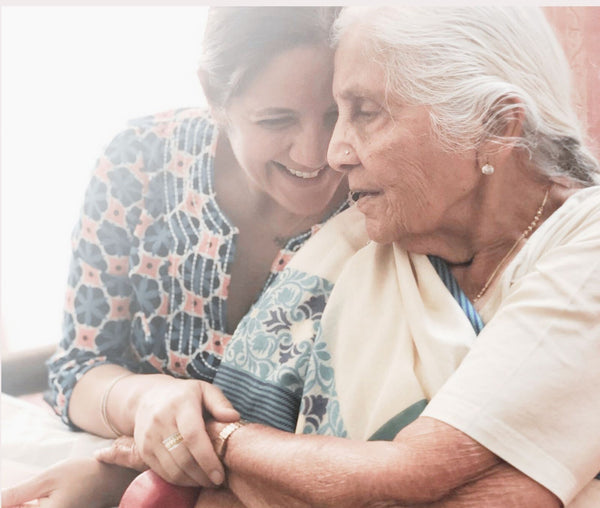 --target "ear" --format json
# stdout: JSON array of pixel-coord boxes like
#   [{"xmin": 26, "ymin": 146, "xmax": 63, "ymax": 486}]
[{"xmin": 479, "ymin": 95, "xmax": 525, "ymax": 167}]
